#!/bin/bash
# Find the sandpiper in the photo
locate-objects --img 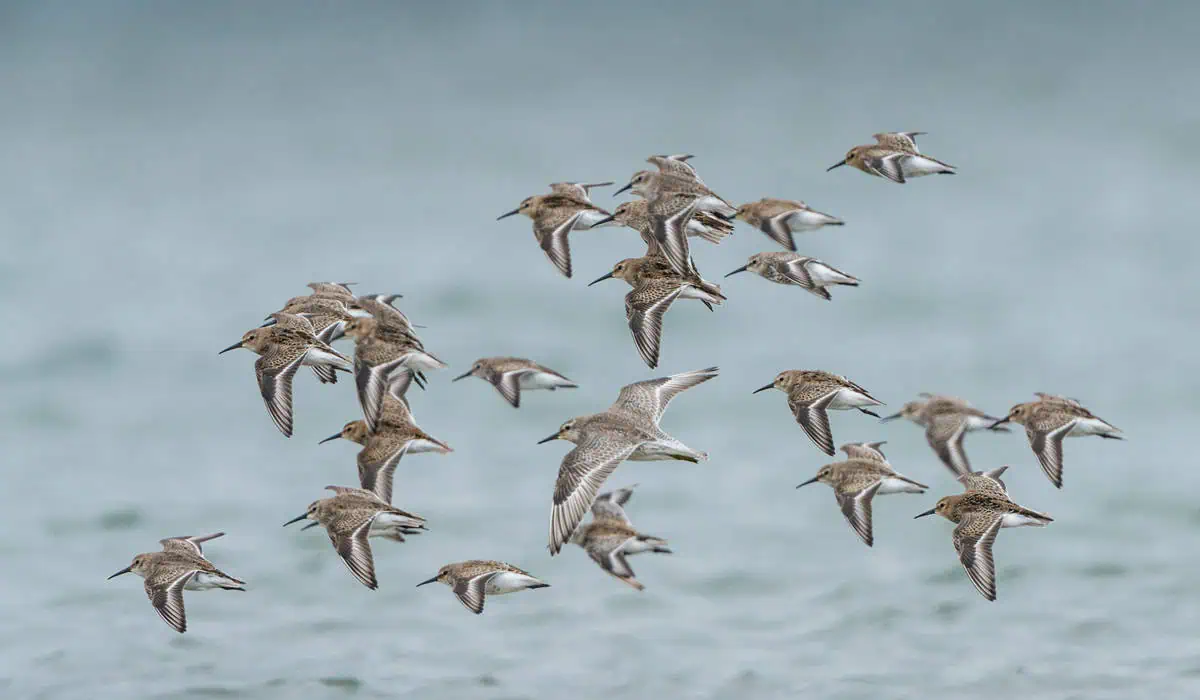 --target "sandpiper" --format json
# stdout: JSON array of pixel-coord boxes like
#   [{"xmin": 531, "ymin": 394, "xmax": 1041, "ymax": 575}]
[
  {"xmin": 307, "ymin": 281, "xmax": 357, "ymax": 300},
  {"xmin": 270, "ymin": 296, "xmax": 355, "ymax": 345},
  {"xmin": 453, "ymin": 357, "xmax": 578, "ymax": 408},
  {"xmin": 346, "ymin": 316, "xmax": 445, "ymax": 432},
  {"xmin": 496, "ymin": 192, "xmax": 615, "ymax": 278},
  {"xmin": 956, "ymin": 466, "xmax": 1011, "ymax": 498},
  {"xmin": 797, "ymin": 457, "xmax": 927, "ymax": 547},
  {"xmin": 348, "ymin": 294, "xmax": 420, "ymax": 337},
  {"xmin": 416, "ymin": 561, "xmax": 549, "ymax": 615},
  {"xmin": 589, "ymin": 256, "xmax": 724, "ymax": 368},
  {"xmin": 596, "ymin": 200, "xmax": 731, "ymax": 257},
  {"xmin": 827, "ymin": 132, "xmax": 956, "ymax": 183},
  {"xmin": 550, "ymin": 181, "xmax": 613, "ymax": 201},
  {"xmin": 753, "ymin": 370, "xmax": 884, "ymax": 456},
  {"xmin": 262, "ymin": 312, "xmax": 341, "ymax": 384},
  {"xmin": 219, "ymin": 325, "xmax": 351, "ymax": 437},
  {"xmin": 646, "ymin": 153, "xmax": 704, "ymax": 183},
  {"xmin": 990, "ymin": 394, "xmax": 1122, "ymax": 488},
  {"xmin": 839, "ymin": 441, "xmax": 890, "ymax": 463},
  {"xmin": 283, "ymin": 486, "xmax": 427, "ymax": 590},
  {"xmin": 108, "ymin": 533, "xmax": 245, "ymax": 634},
  {"xmin": 648, "ymin": 187, "xmax": 736, "ymax": 278},
  {"xmin": 539, "ymin": 367, "xmax": 717, "ymax": 554},
  {"xmin": 733, "ymin": 198, "xmax": 843, "ymax": 251},
  {"xmin": 881, "ymin": 394, "xmax": 1009, "ymax": 476},
  {"xmin": 915, "ymin": 490, "xmax": 1052, "ymax": 601},
  {"xmin": 320, "ymin": 394, "xmax": 452, "ymax": 502},
  {"xmin": 570, "ymin": 485, "xmax": 671, "ymax": 590},
  {"xmin": 725, "ymin": 252, "xmax": 859, "ymax": 301}
]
